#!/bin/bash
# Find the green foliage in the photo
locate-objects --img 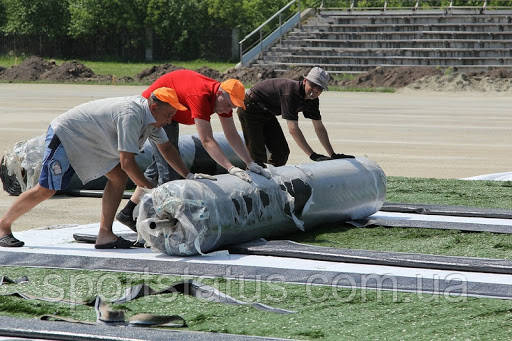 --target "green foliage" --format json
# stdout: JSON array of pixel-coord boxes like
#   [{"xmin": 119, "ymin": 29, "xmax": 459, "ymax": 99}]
[
  {"xmin": 146, "ymin": 0, "xmax": 212, "ymax": 59},
  {"xmin": 207, "ymin": 0, "xmax": 296, "ymax": 38},
  {"xmin": 68, "ymin": 0, "xmax": 146, "ymax": 57},
  {"xmin": 2, "ymin": 0, "xmax": 69, "ymax": 38},
  {"xmin": 0, "ymin": 1, "xmax": 6, "ymax": 29}
]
